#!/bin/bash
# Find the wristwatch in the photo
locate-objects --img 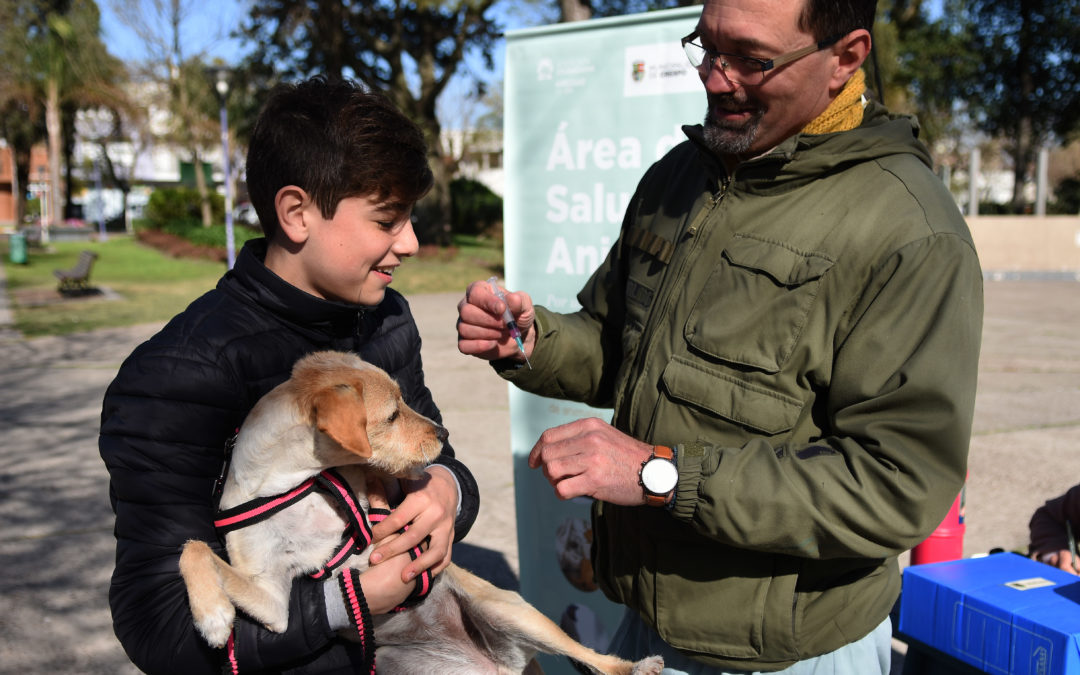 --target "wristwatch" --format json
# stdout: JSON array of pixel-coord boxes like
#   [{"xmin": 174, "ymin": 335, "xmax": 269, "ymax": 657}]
[{"xmin": 639, "ymin": 445, "xmax": 677, "ymax": 507}]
